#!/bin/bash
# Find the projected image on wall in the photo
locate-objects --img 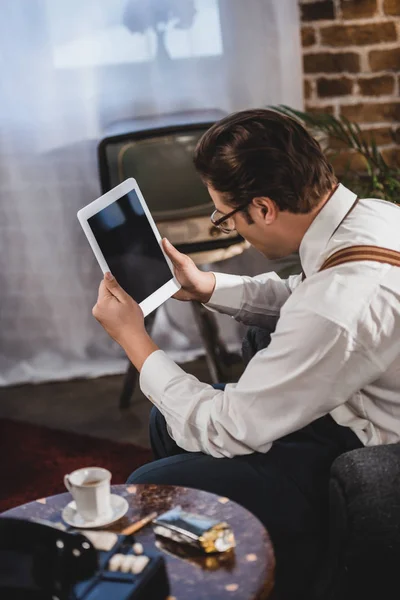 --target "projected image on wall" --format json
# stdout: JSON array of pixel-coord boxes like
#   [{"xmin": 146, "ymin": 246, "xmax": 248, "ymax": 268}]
[{"xmin": 47, "ymin": 0, "xmax": 223, "ymax": 68}]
